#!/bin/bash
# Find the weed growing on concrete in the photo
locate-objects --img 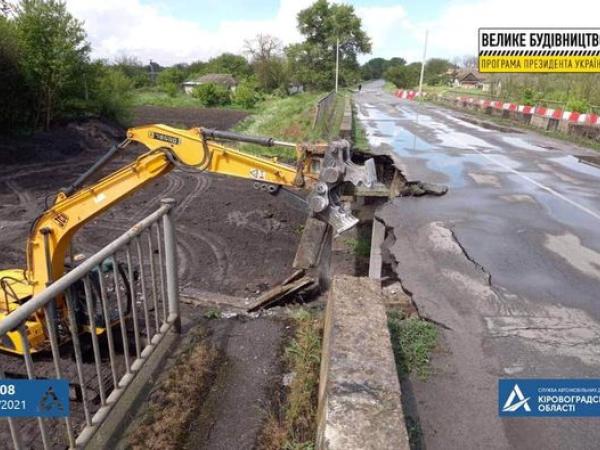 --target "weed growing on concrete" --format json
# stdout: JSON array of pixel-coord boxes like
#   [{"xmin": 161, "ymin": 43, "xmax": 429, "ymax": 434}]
[
  {"xmin": 346, "ymin": 236, "xmax": 371, "ymax": 258},
  {"xmin": 203, "ymin": 308, "xmax": 222, "ymax": 319},
  {"xmin": 257, "ymin": 309, "xmax": 322, "ymax": 450},
  {"xmin": 387, "ymin": 310, "xmax": 438, "ymax": 379}
]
